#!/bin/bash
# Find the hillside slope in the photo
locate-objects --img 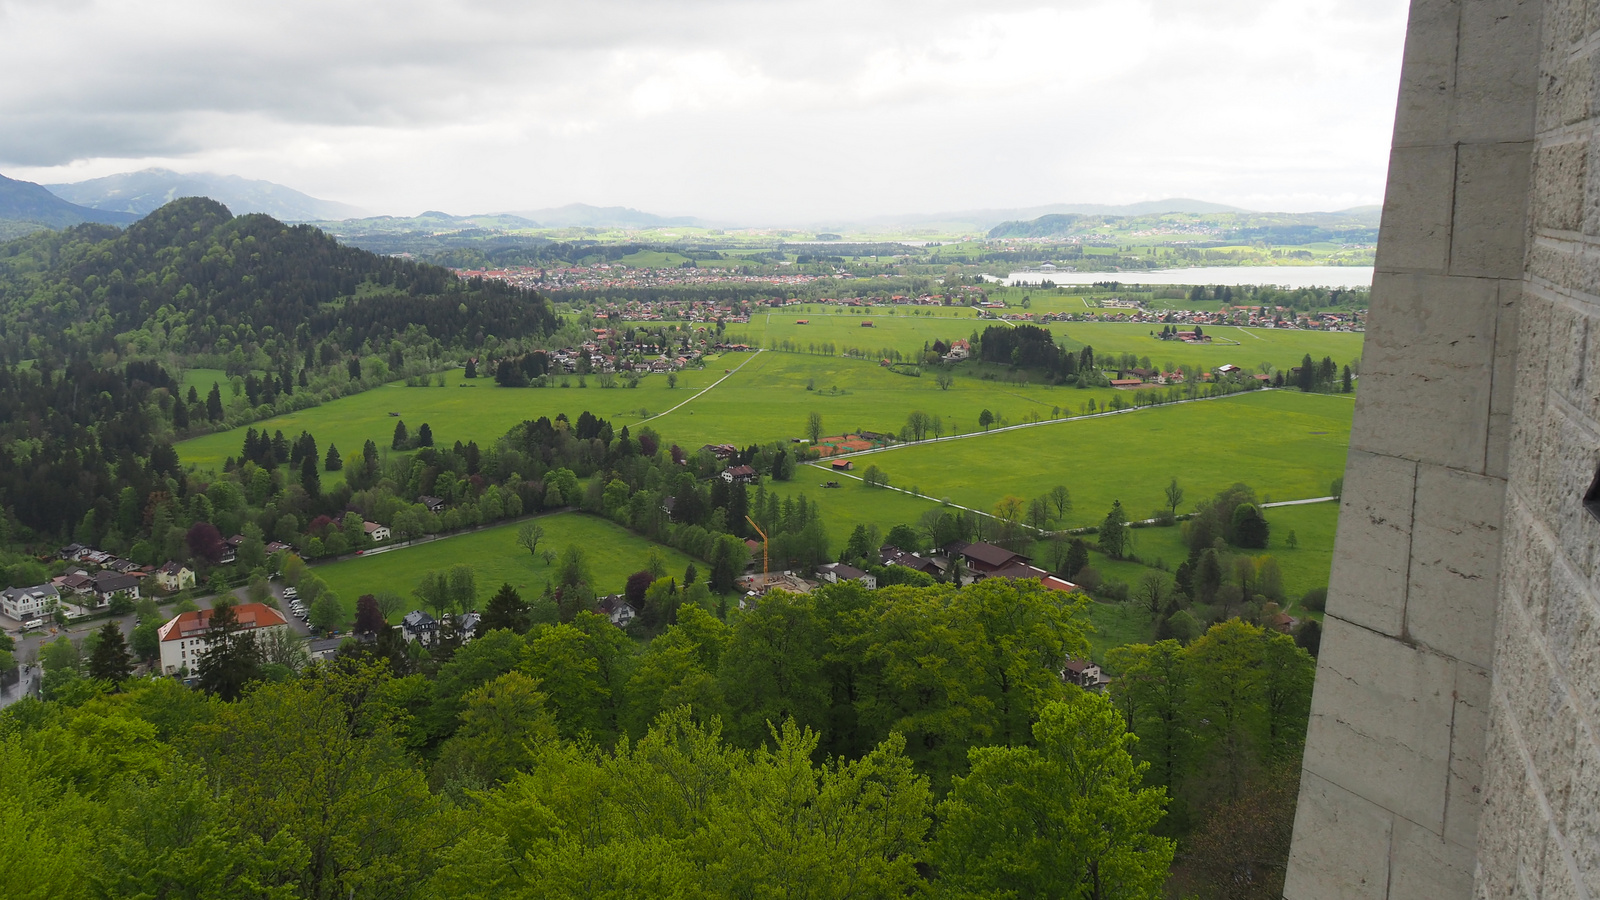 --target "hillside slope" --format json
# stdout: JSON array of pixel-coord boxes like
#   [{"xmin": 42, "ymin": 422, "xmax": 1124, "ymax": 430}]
[
  {"xmin": 0, "ymin": 172, "xmax": 137, "ymax": 228},
  {"xmin": 47, "ymin": 168, "xmax": 367, "ymax": 221},
  {"xmin": 0, "ymin": 197, "xmax": 558, "ymax": 360}
]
